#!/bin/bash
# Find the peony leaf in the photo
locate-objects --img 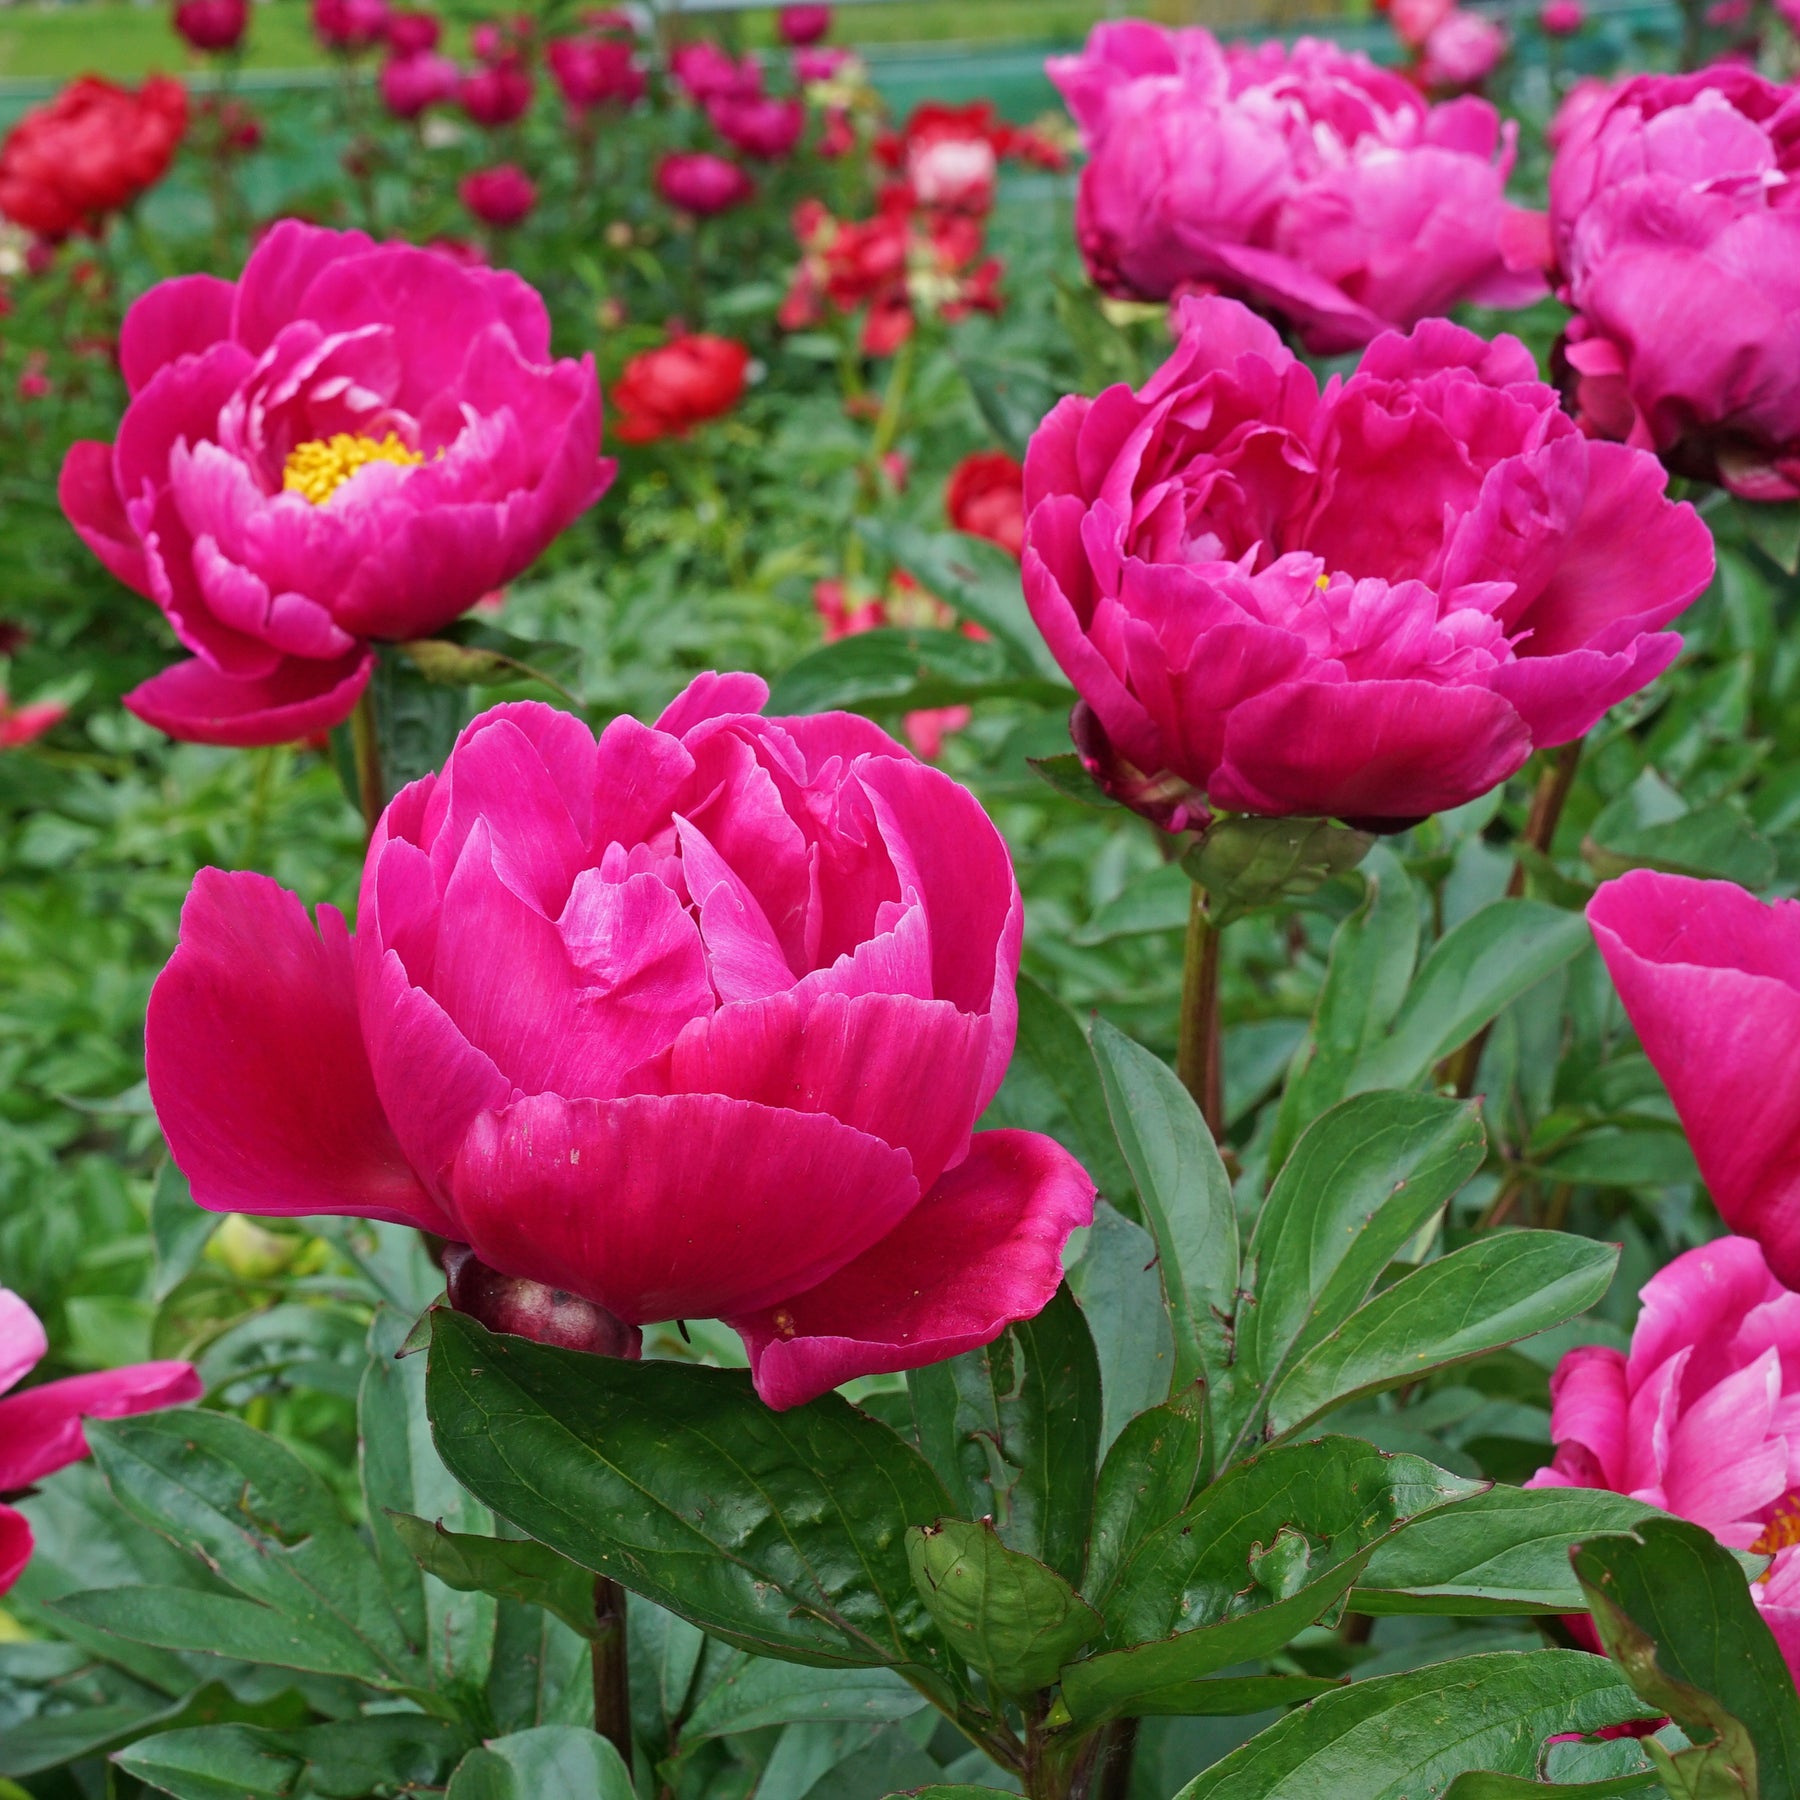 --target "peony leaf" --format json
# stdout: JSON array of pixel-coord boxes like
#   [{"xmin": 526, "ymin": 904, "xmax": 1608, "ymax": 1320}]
[
  {"xmin": 445, "ymin": 1726, "xmax": 634, "ymax": 1800},
  {"xmin": 114, "ymin": 1716, "xmax": 468, "ymax": 1800},
  {"xmin": 1081, "ymin": 1386, "xmax": 1206, "ymax": 1610},
  {"xmin": 385, "ymin": 1513, "xmax": 598, "ymax": 1644},
  {"xmin": 767, "ymin": 627, "xmax": 1070, "ymax": 720}
]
